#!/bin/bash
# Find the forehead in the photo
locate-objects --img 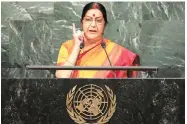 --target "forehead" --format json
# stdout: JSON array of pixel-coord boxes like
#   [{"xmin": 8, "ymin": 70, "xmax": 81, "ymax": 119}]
[{"xmin": 85, "ymin": 9, "xmax": 103, "ymax": 17}]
